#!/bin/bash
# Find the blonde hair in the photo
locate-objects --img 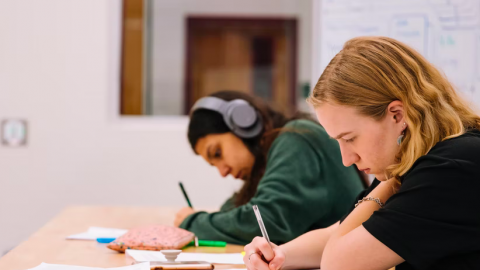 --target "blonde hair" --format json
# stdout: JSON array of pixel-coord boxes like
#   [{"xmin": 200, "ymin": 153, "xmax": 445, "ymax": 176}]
[{"xmin": 308, "ymin": 36, "xmax": 480, "ymax": 182}]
